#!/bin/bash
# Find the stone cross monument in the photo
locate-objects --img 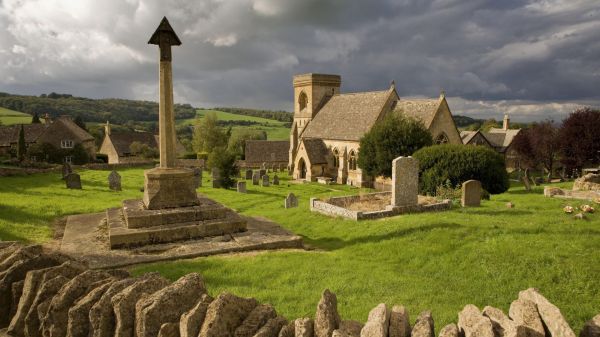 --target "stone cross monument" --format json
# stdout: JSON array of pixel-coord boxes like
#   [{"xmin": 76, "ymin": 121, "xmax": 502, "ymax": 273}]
[{"xmin": 143, "ymin": 17, "xmax": 198, "ymax": 210}]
